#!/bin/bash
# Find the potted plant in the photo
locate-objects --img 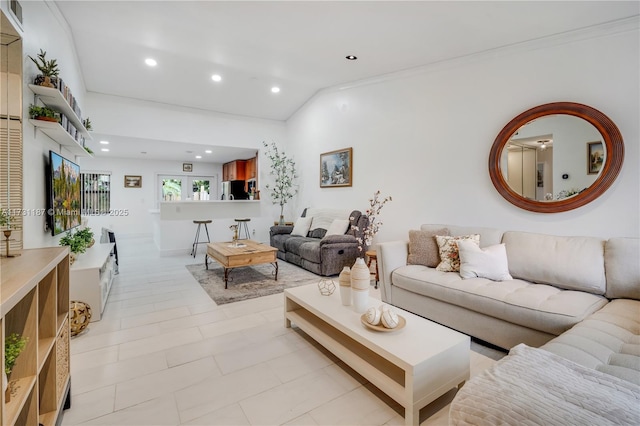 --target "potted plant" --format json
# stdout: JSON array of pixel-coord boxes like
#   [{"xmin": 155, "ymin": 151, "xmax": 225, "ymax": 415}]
[
  {"xmin": 76, "ymin": 227, "xmax": 95, "ymax": 248},
  {"xmin": 59, "ymin": 230, "xmax": 87, "ymax": 264},
  {"xmin": 28, "ymin": 49, "xmax": 60, "ymax": 88},
  {"xmin": 0, "ymin": 209, "xmax": 15, "ymax": 239},
  {"xmin": 83, "ymin": 117, "xmax": 92, "ymax": 131},
  {"xmin": 84, "ymin": 146, "xmax": 94, "ymax": 155},
  {"xmin": 29, "ymin": 104, "xmax": 59, "ymax": 122},
  {"xmin": 4, "ymin": 333, "xmax": 27, "ymax": 402},
  {"xmin": 263, "ymin": 141, "xmax": 298, "ymax": 225}
]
